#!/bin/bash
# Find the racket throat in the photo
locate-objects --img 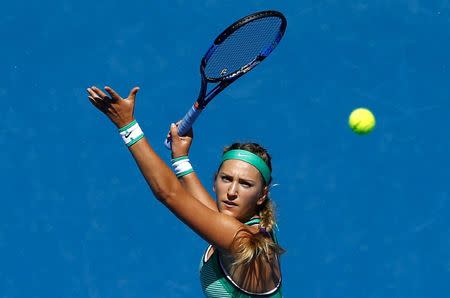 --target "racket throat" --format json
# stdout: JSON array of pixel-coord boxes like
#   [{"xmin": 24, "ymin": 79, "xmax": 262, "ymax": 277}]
[{"xmin": 194, "ymin": 101, "xmax": 205, "ymax": 110}]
